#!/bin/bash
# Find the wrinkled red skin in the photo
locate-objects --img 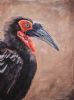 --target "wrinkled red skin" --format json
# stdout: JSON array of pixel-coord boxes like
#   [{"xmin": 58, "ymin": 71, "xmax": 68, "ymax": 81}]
[
  {"xmin": 17, "ymin": 31, "xmax": 36, "ymax": 52},
  {"xmin": 17, "ymin": 20, "xmax": 36, "ymax": 53}
]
